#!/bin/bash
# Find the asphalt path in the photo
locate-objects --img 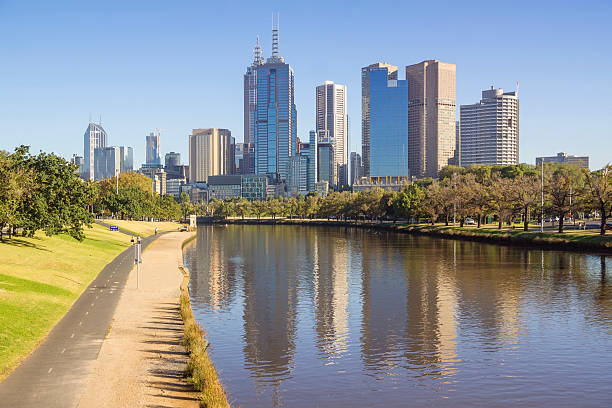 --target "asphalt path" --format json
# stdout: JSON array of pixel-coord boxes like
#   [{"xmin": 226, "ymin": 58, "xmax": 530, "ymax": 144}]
[{"xmin": 0, "ymin": 225, "xmax": 160, "ymax": 408}]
